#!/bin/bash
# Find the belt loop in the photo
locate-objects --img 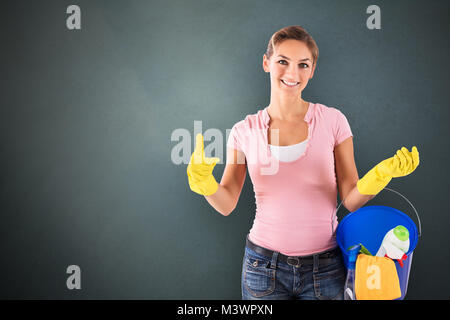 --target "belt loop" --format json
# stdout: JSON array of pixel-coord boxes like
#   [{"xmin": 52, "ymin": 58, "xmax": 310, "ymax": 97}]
[
  {"xmin": 270, "ymin": 251, "xmax": 279, "ymax": 270},
  {"xmin": 313, "ymin": 254, "xmax": 319, "ymax": 273}
]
